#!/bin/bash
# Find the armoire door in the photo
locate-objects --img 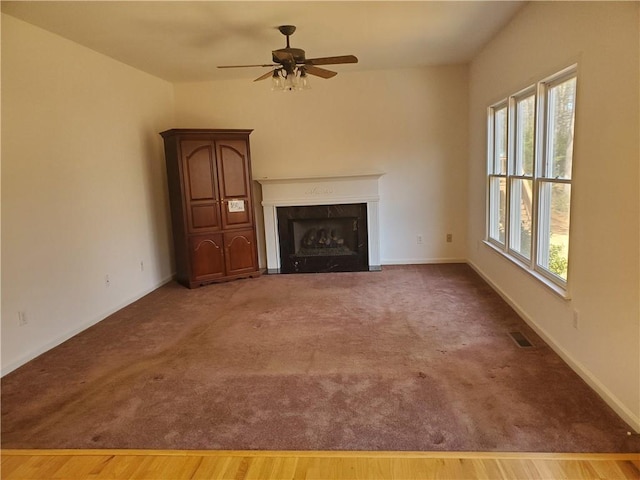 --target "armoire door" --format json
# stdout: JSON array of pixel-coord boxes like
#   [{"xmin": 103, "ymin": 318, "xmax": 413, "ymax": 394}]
[
  {"xmin": 224, "ymin": 229, "xmax": 258, "ymax": 276},
  {"xmin": 189, "ymin": 233, "xmax": 225, "ymax": 281},
  {"xmin": 180, "ymin": 139, "xmax": 222, "ymax": 233},
  {"xmin": 216, "ymin": 140, "xmax": 253, "ymax": 230}
]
